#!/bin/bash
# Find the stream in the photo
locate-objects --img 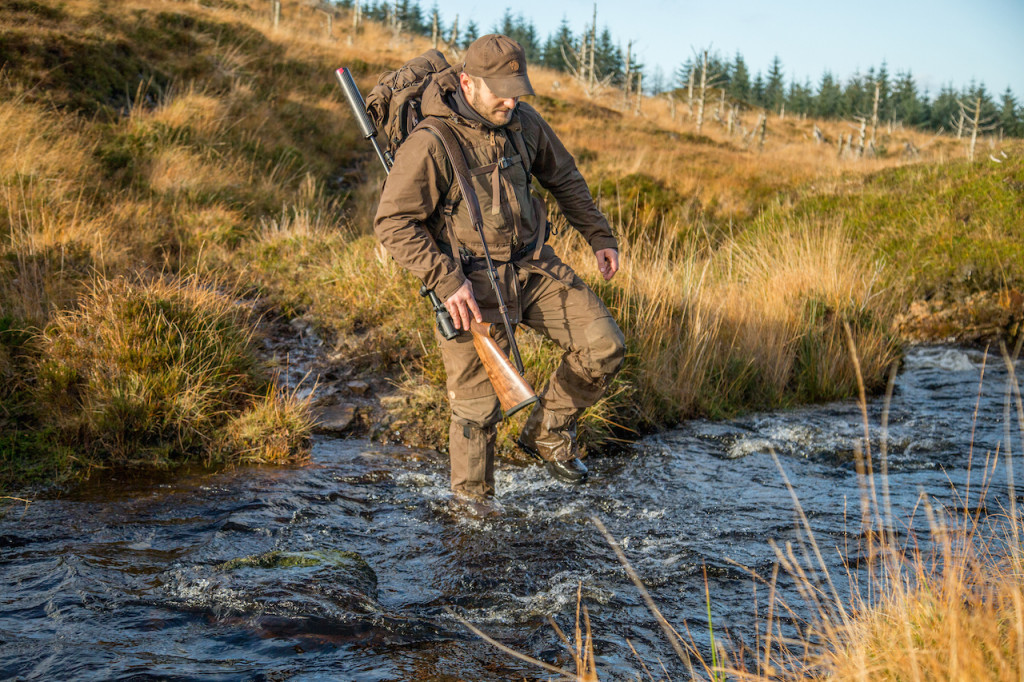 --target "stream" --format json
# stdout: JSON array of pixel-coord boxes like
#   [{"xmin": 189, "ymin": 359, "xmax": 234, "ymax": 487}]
[{"xmin": 1, "ymin": 344, "xmax": 1021, "ymax": 681}]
